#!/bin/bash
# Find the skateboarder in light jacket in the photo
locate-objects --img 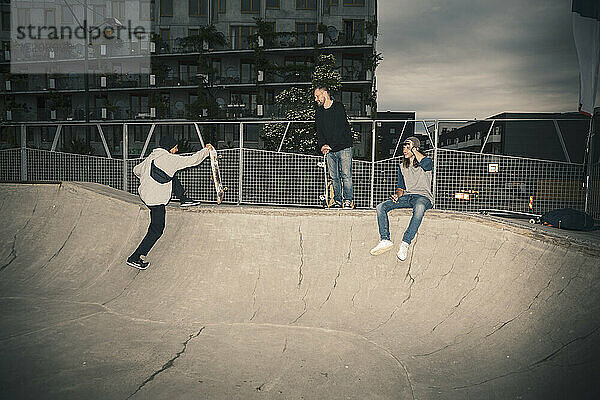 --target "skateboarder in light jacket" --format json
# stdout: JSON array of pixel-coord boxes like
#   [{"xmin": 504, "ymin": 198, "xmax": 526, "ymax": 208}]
[
  {"xmin": 314, "ymin": 87, "xmax": 355, "ymax": 208},
  {"xmin": 127, "ymin": 135, "xmax": 213, "ymax": 269},
  {"xmin": 370, "ymin": 137, "xmax": 433, "ymax": 261}
]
